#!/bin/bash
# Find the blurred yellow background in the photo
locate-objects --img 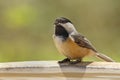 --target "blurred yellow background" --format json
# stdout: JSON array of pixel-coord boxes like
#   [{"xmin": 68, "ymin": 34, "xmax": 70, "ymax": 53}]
[{"xmin": 0, "ymin": 0, "xmax": 120, "ymax": 62}]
